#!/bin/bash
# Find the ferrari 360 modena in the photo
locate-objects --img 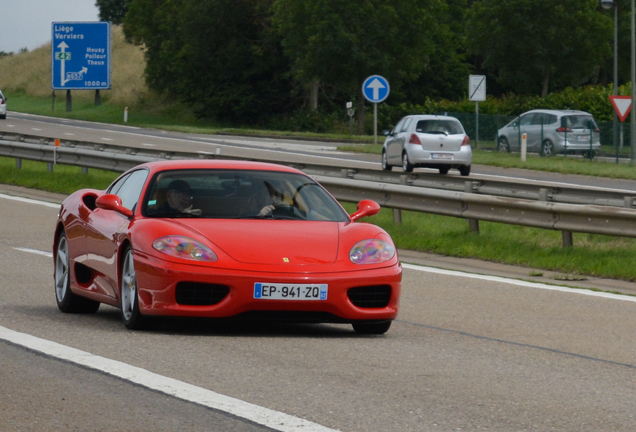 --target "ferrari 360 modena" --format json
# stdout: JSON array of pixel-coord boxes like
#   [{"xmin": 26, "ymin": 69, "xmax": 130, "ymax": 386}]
[{"xmin": 53, "ymin": 159, "xmax": 402, "ymax": 334}]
